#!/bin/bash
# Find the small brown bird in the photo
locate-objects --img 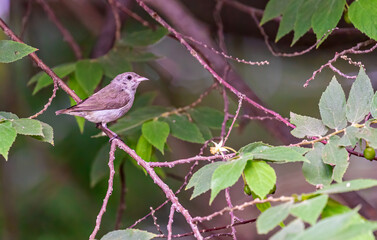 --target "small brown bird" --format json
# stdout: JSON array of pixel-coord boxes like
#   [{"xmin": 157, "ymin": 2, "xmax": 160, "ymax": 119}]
[{"xmin": 56, "ymin": 72, "xmax": 148, "ymax": 129}]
